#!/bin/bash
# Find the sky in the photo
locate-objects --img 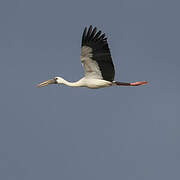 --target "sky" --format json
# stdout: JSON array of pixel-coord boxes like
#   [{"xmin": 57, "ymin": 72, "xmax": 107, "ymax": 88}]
[{"xmin": 0, "ymin": 0, "xmax": 180, "ymax": 179}]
